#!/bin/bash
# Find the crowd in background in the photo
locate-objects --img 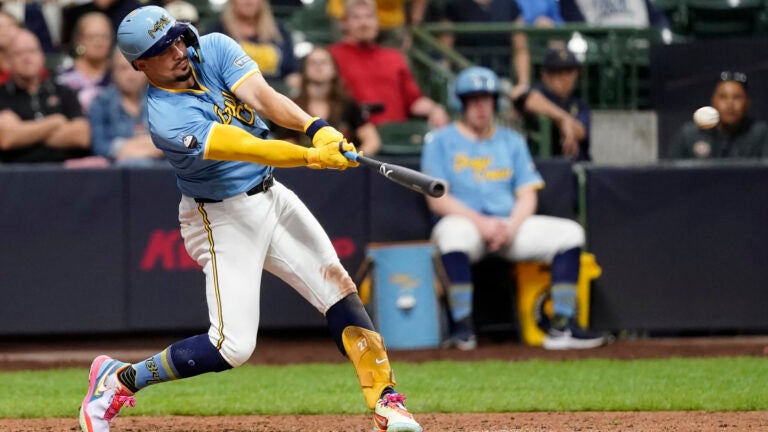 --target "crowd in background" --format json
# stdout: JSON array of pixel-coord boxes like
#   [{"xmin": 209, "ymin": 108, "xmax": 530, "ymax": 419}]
[{"xmin": 0, "ymin": 0, "xmax": 765, "ymax": 166}]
